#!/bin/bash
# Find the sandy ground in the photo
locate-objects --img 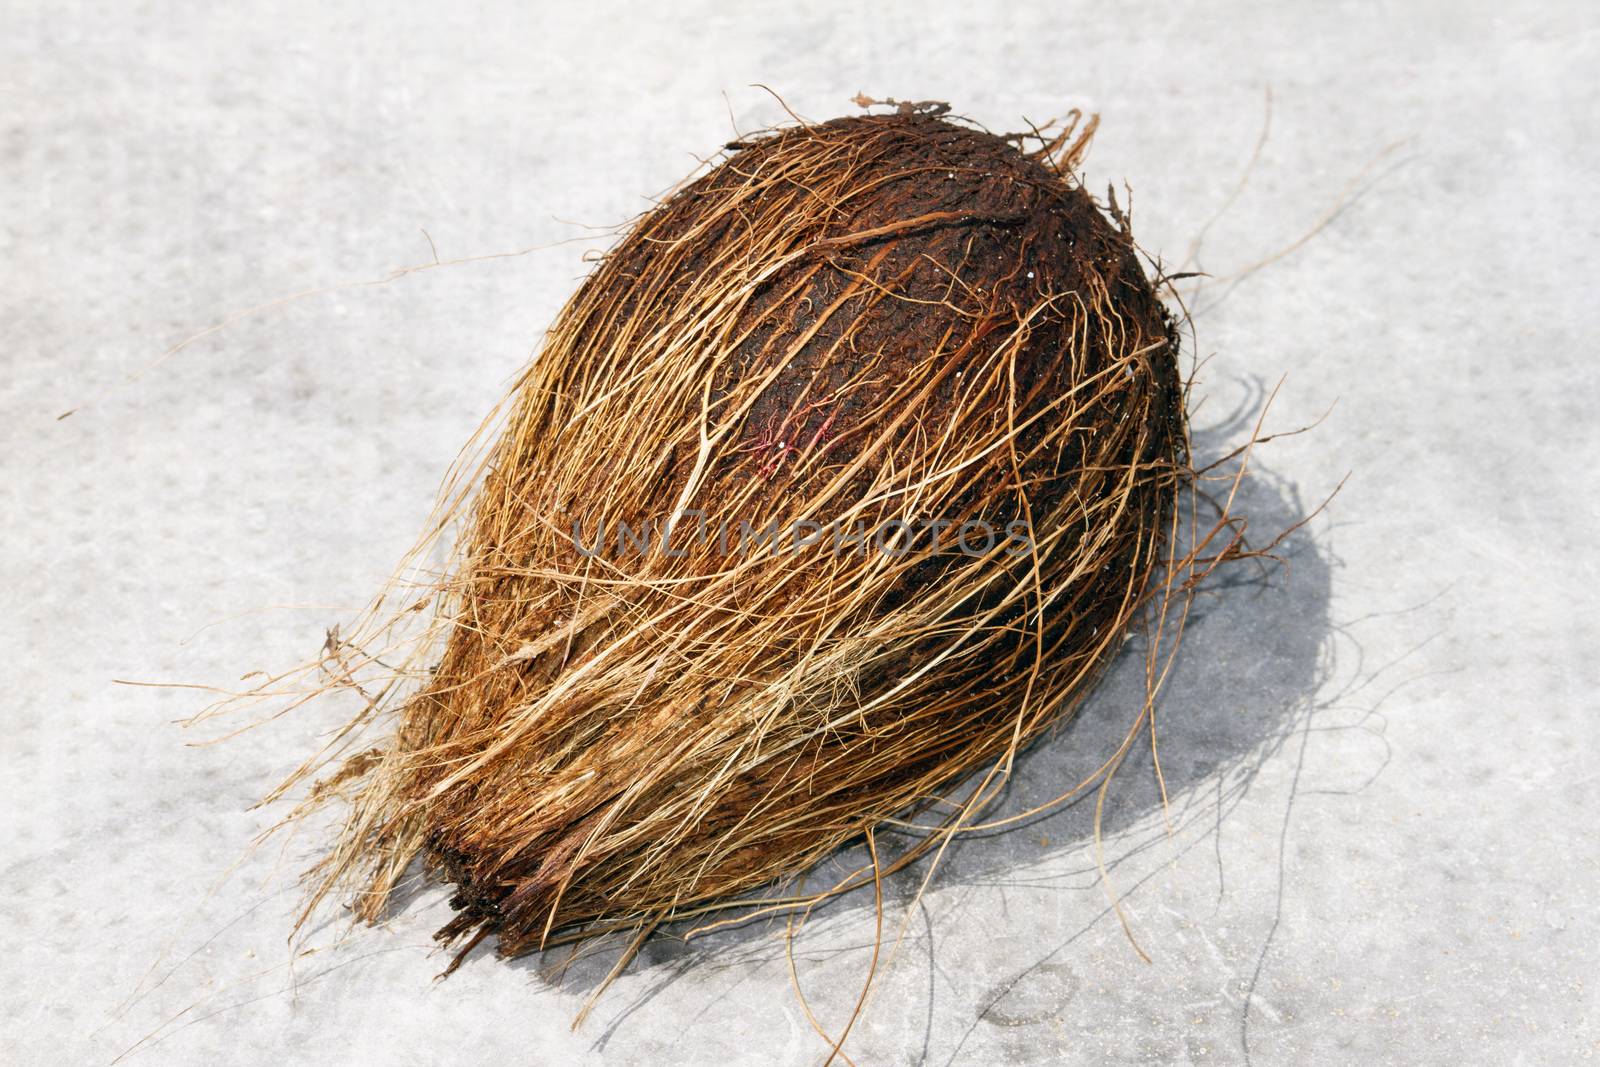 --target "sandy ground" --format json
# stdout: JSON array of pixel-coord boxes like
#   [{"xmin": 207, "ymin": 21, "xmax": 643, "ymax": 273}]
[{"xmin": 4, "ymin": 2, "xmax": 1597, "ymax": 1063}]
